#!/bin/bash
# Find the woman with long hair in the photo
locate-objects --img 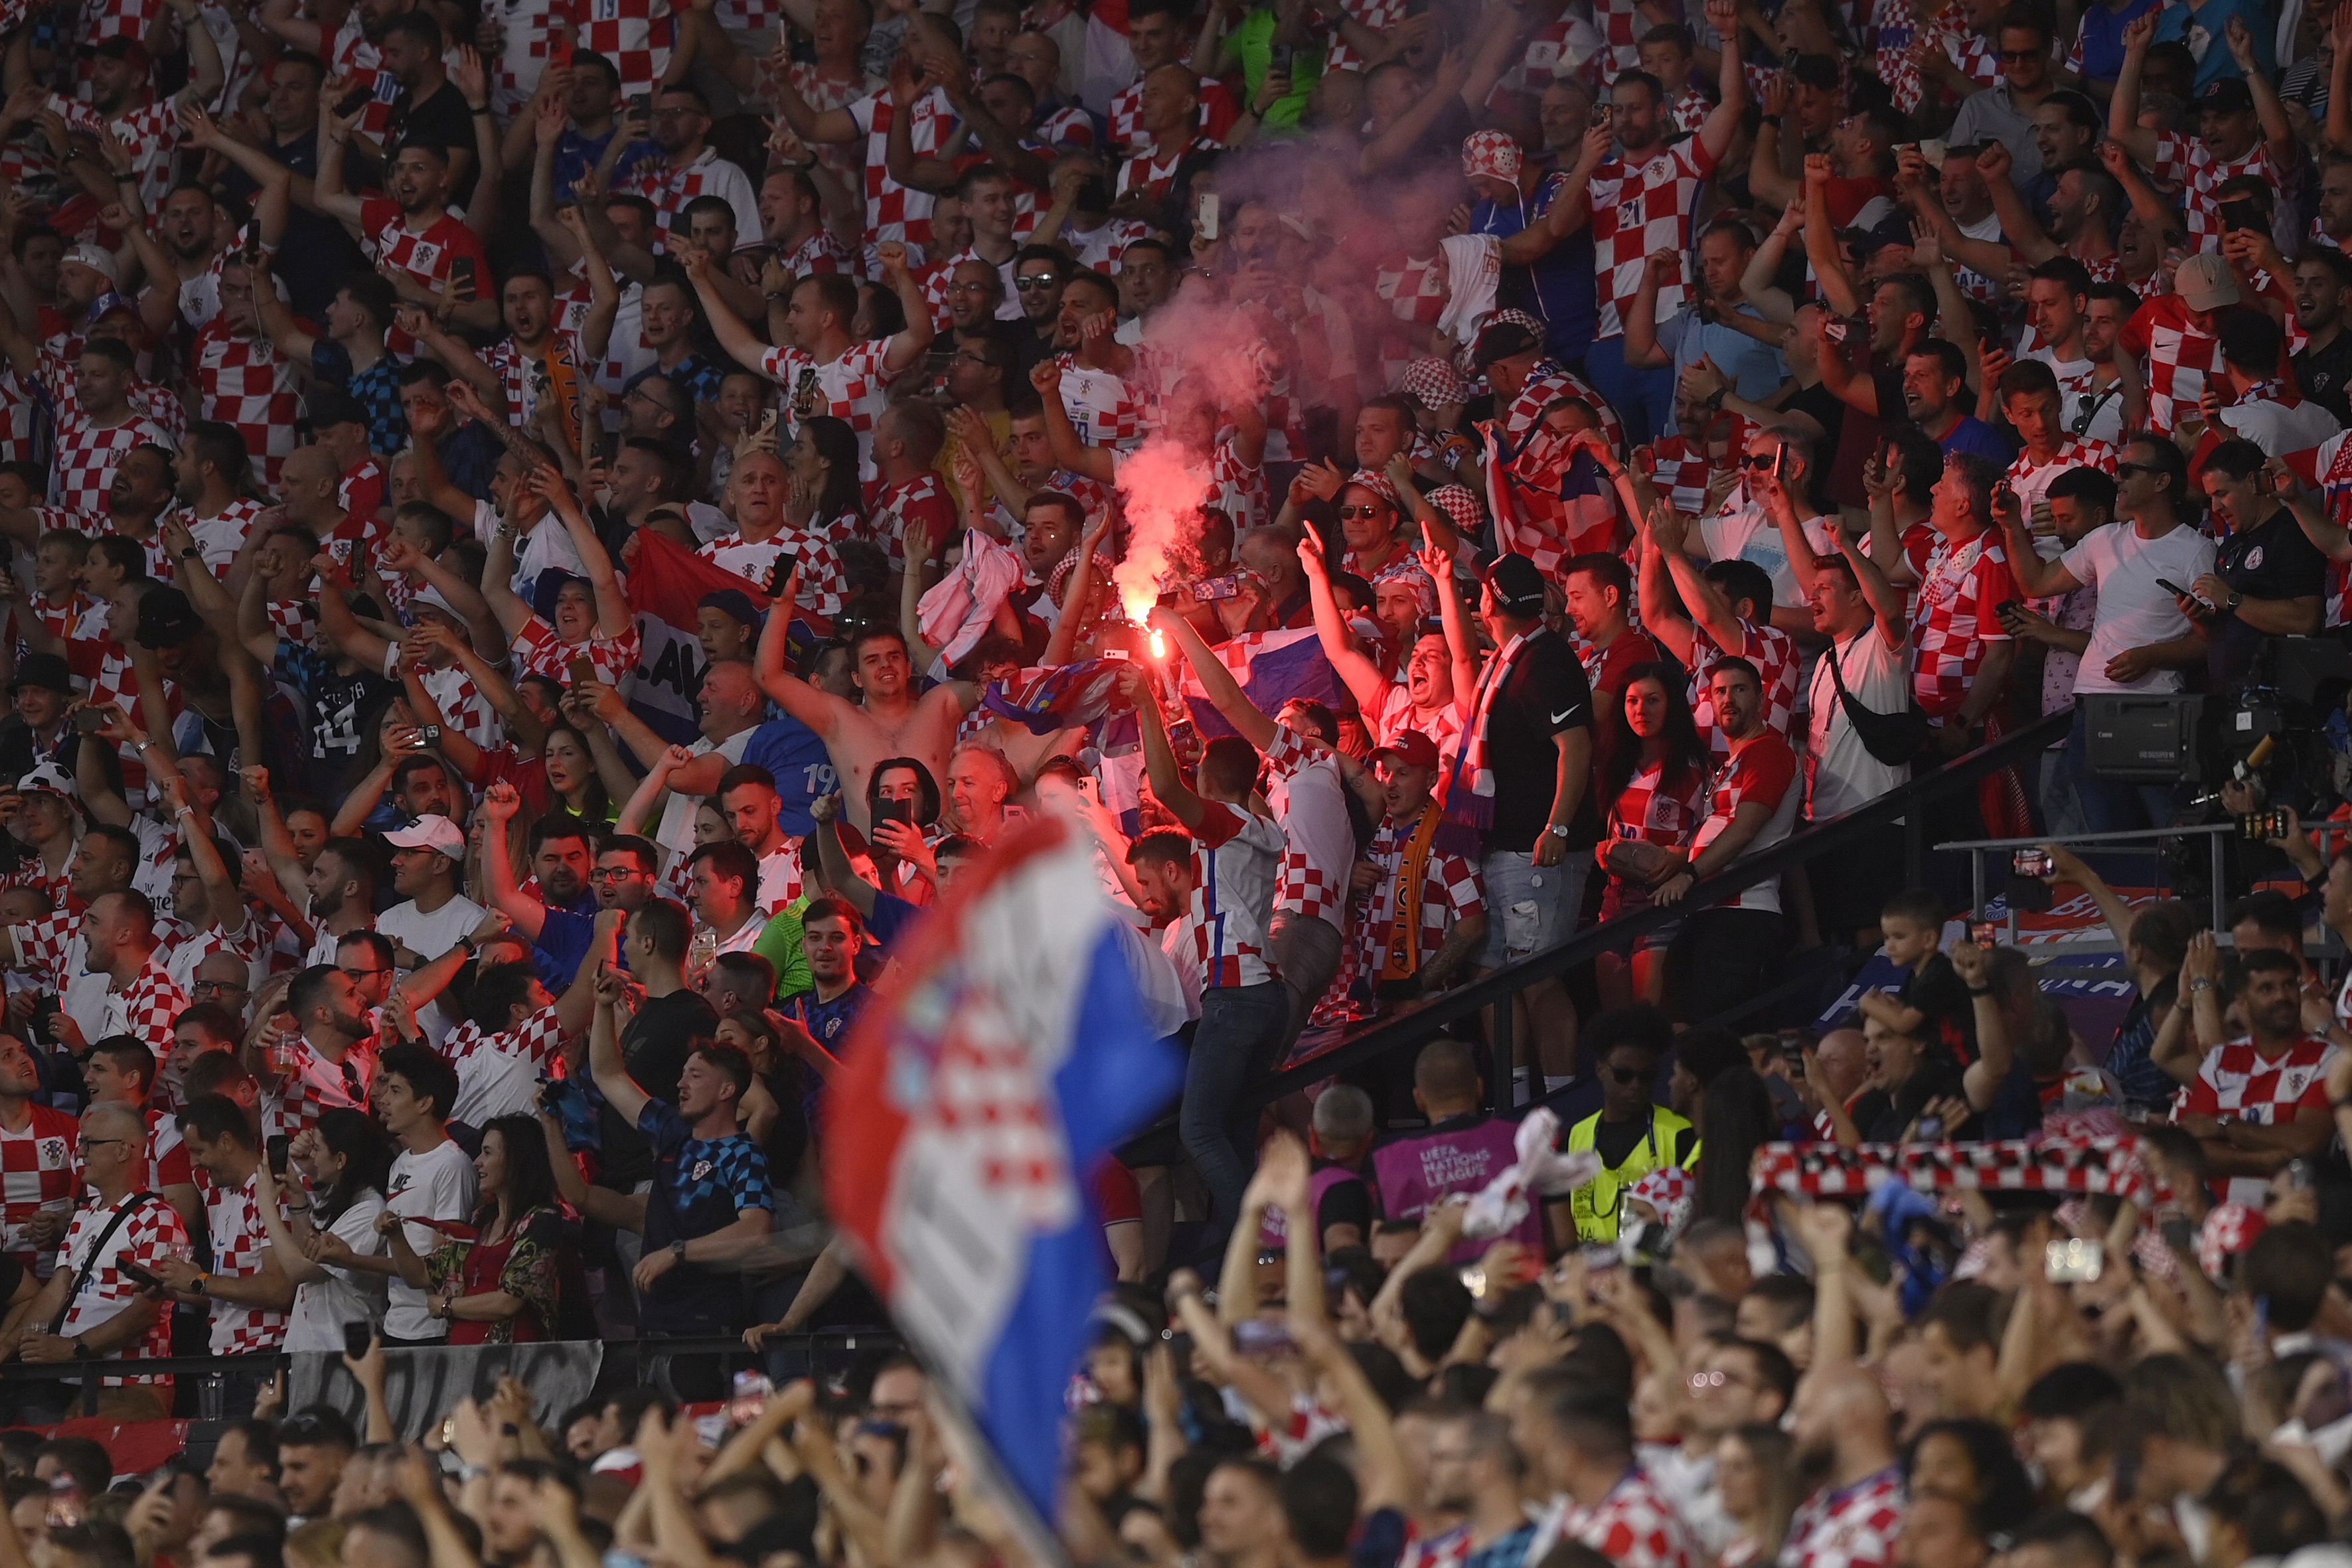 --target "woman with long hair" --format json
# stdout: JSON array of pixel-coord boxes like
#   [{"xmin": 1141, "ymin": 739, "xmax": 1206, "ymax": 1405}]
[
  {"xmin": 540, "ymin": 724, "xmax": 613, "ymax": 824},
  {"xmin": 256, "ymin": 1107, "xmax": 393, "ymax": 1352},
  {"xmin": 392, "ymin": 1115, "xmax": 566, "ymax": 1344},
  {"xmin": 720, "ymin": 1007, "xmax": 813, "ymax": 1189},
  {"xmin": 1595, "ymin": 663, "xmax": 1710, "ymax": 1007},
  {"xmin": 1716, "ymin": 1423, "xmax": 1801, "ymax": 1568},
  {"xmin": 1694, "ymin": 1065, "xmax": 1778, "ymax": 1225},
  {"xmin": 789, "ymin": 416, "xmax": 866, "ymax": 534}
]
